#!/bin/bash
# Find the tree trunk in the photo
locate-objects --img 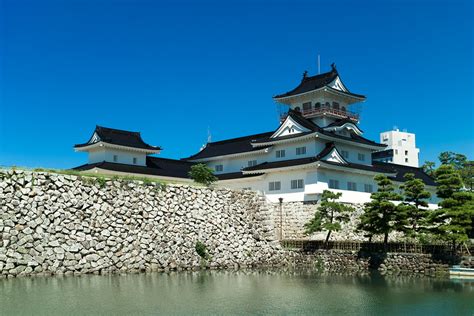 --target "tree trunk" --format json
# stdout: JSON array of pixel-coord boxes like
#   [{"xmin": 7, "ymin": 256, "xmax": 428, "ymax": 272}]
[
  {"xmin": 325, "ymin": 230, "xmax": 332, "ymax": 249},
  {"xmin": 384, "ymin": 232, "xmax": 389, "ymax": 247}
]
